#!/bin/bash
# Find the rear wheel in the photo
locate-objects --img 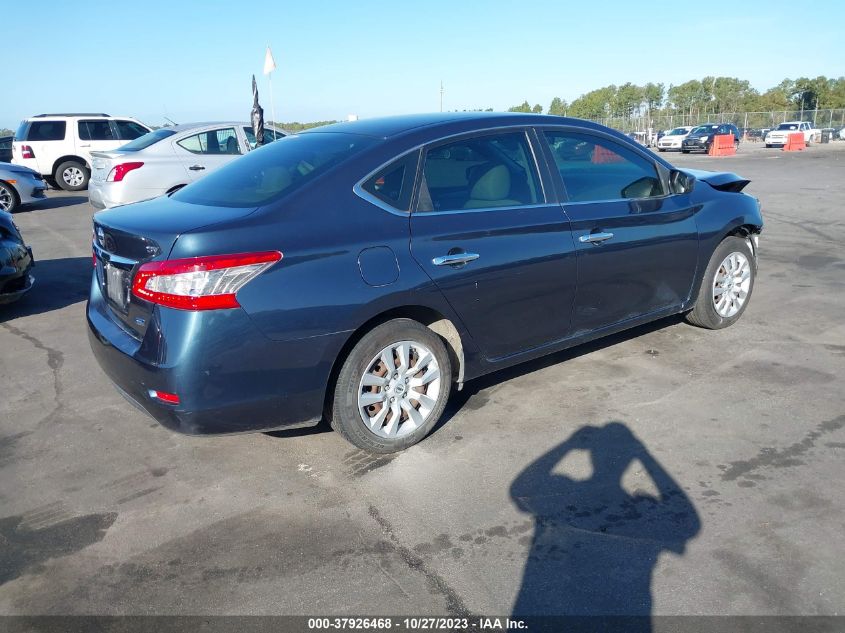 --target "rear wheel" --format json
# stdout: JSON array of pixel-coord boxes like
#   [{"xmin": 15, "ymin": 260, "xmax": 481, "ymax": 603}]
[
  {"xmin": 330, "ymin": 319, "xmax": 452, "ymax": 453},
  {"xmin": 0, "ymin": 181, "xmax": 19, "ymax": 212},
  {"xmin": 686, "ymin": 236, "xmax": 756, "ymax": 330},
  {"xmin": 682, "ymin": 149, "xmax": 689, "ymax": 154},
  {"xmin": 55, "ymin": 160, "xmax": 89, "ymax": 191}
]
